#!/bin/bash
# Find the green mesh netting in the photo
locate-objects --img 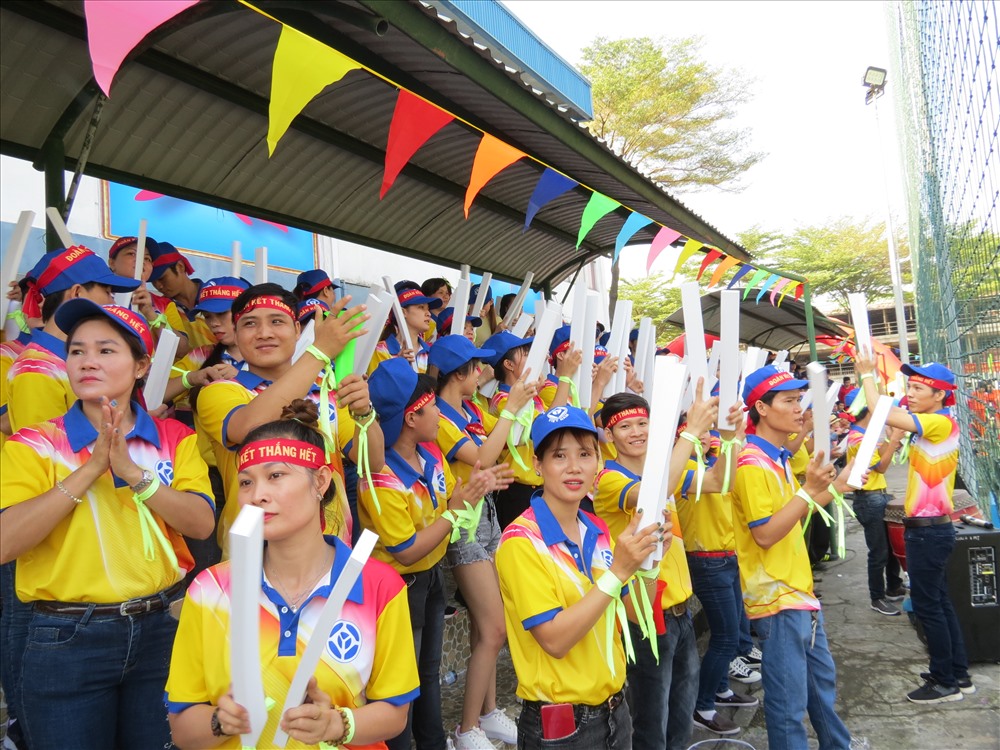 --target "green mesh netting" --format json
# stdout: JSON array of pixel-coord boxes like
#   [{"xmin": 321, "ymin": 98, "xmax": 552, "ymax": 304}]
[{"xmin": 887, "ymin": 0, "xmax": 1000, "ymax": 512}]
